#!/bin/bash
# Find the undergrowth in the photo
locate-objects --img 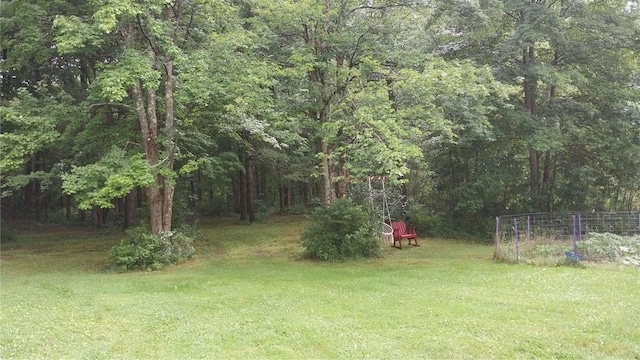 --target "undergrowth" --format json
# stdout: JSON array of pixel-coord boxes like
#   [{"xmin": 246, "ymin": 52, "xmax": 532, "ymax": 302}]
[
  {"xmin": 109, "ymin": 227, "xmax": 196, "ymax": 272},
  {"xmin": 496, "ymin": 233, "xmax": 640, "ymax": 268}
]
